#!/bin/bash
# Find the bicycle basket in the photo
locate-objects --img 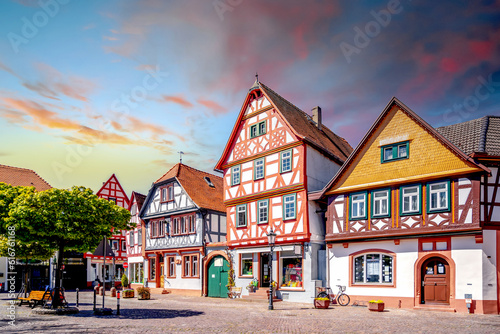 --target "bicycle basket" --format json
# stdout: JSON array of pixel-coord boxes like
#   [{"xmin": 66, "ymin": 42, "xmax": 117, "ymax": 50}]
[{"xmin": 340, "ymin": 285, "xmax": 346, "ymax": 292}]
